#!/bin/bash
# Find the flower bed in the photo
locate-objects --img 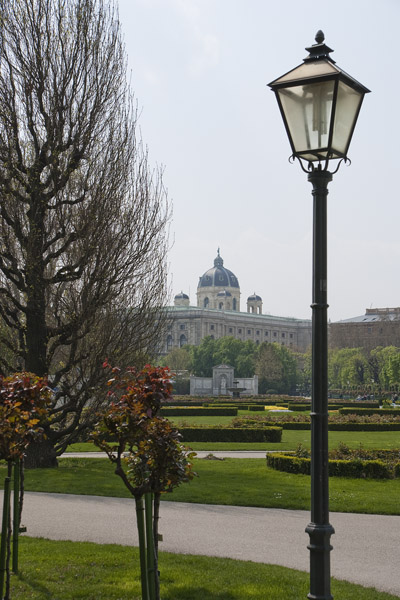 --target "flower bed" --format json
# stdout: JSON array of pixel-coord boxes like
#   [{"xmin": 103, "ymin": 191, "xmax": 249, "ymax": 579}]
[{"xmin": 232, "ymin": 412, "xmax": 400, "ymax": 431}]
